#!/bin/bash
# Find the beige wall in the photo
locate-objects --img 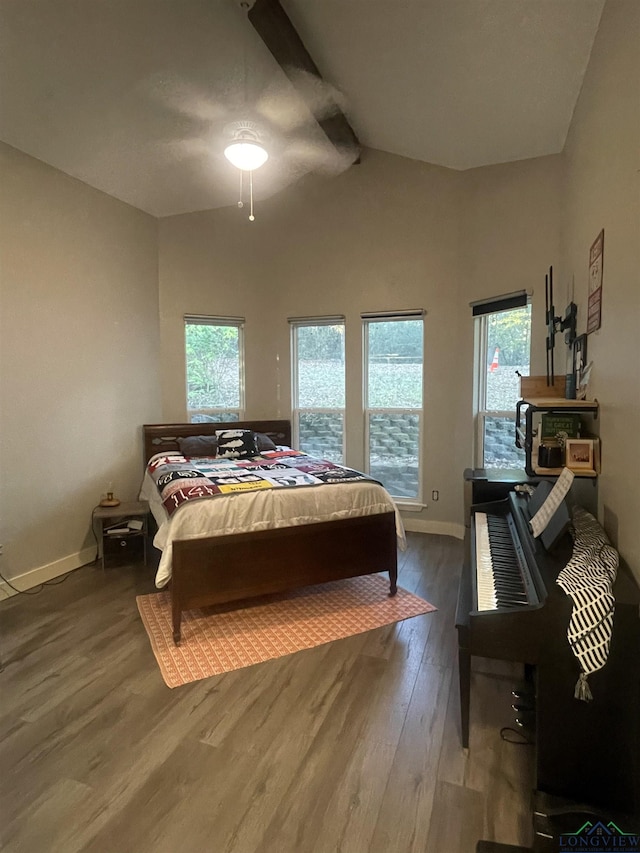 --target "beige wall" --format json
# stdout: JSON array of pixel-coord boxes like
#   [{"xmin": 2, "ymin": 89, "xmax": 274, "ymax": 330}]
[
  {"xmin": 462, "ymin": 155, "xmax": 564, "ymax": 376},
  {"xmin": 560, "ymin": 0, "xmax": 640, "ymax": 579},
  {"xmin": 3, "ymin": 0, "xmax": 636, "ymax": 586},
  {"xmin": 158, "ymin": 205, "xmax": 276, "ymax": 423},
  {"xmin": 159, "ymin": 152, "xmax": 465, "ymax": 532},
  {"xmin": 158, "ymin": 148, "xmax": 562, "ymax": 535},
  {"xmin": 0, "ymin": 143, "xmax": 161, "ymax": 589}
]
